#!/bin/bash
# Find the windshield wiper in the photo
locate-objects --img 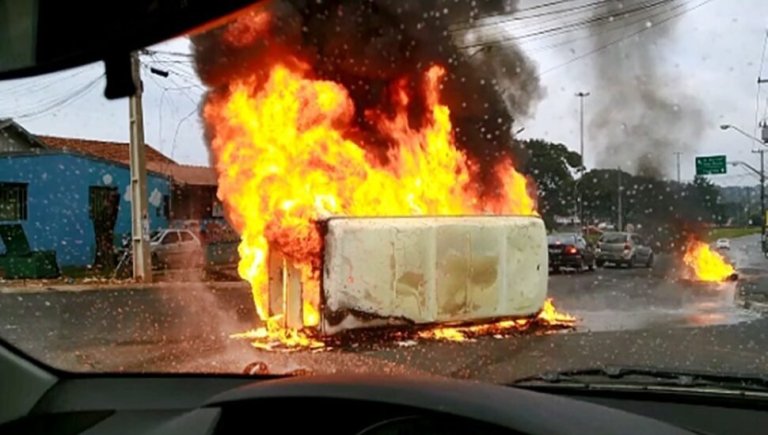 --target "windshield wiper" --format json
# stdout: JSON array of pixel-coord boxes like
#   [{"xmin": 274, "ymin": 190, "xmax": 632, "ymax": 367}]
[
  {"xmin": 511, "ymin": 366, "xmax": 768, "ymax": 394},
  {"xmin": 243, "ymin": 360, "xmax": 313, "ymax": 377}
]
